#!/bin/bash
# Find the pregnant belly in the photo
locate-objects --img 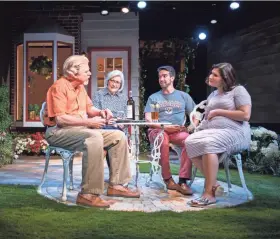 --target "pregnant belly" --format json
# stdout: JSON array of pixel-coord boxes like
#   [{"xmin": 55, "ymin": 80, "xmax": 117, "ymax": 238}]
[{"xmin": 207, "ymin": 116, "xmax": 243, "ymax": 130}]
